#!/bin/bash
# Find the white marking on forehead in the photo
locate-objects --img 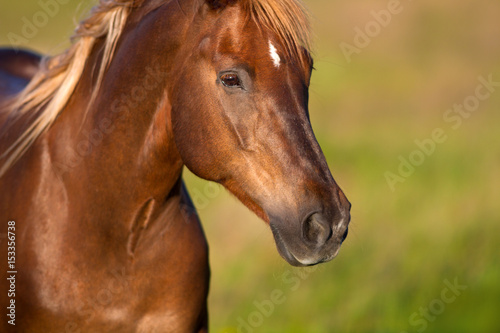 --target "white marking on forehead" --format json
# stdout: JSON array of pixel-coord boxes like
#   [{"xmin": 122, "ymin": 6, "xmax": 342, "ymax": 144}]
[{"xmin": 268, "ymin": 41, "xmax": 281, "ymax": 68}]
